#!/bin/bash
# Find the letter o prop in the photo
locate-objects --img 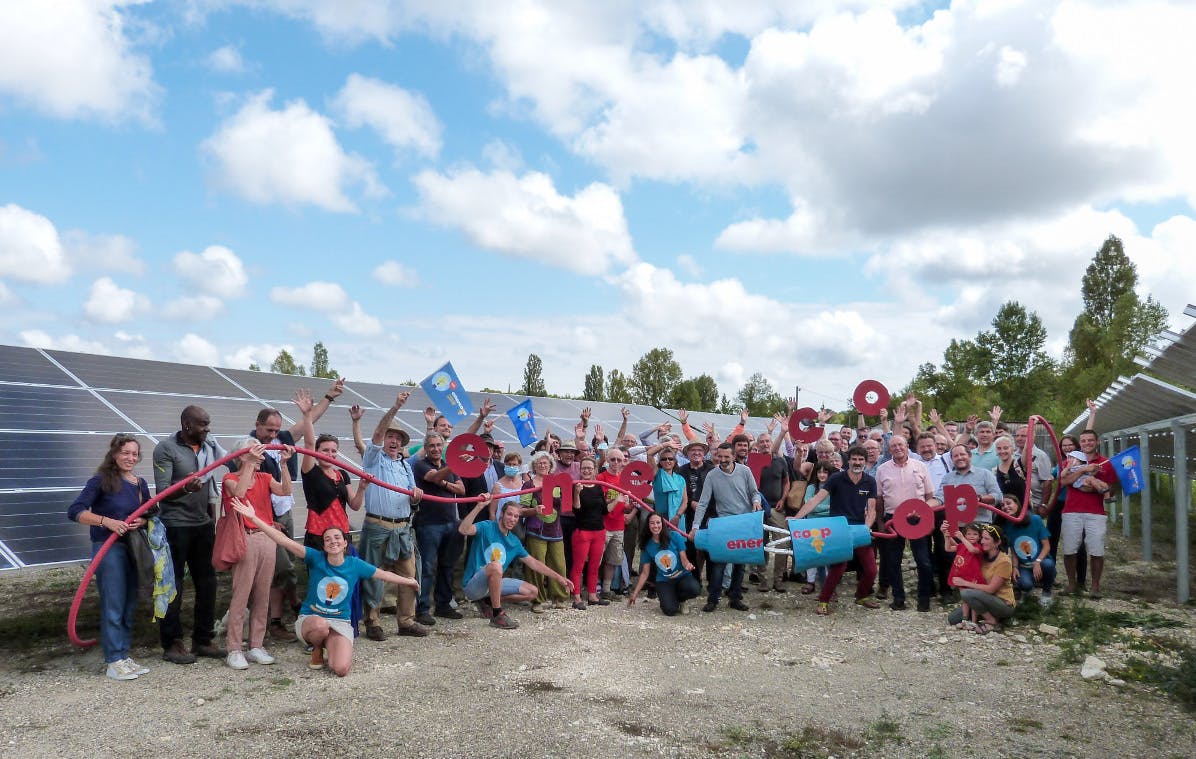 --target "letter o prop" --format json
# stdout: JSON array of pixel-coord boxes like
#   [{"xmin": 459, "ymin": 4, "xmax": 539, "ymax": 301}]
[
  {"xmin": 787, "ymin": 407, "xmax": 823, "ymax": 444},
  {"xmin": 620, "ymin": 460, "xmax": 653, "ymax": 499},
  {"xmin": 853, "ymin": 380, "xmax": 890, "ymax": 416},
  {"xmin": 892, "ymin": 499, "xmax": 935, "ymax": 540},
  {"xmin": 445, "ymin": 433, "xmax": 490, "ymax": 478}
]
